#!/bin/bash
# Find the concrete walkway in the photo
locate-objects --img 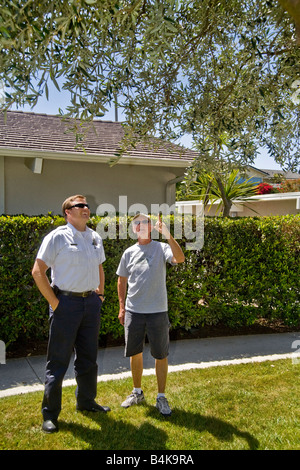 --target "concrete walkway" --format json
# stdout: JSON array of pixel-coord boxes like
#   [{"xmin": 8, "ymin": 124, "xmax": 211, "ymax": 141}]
[{"xmin": 1, "ymin": 332, "xmax": 300, "ymax": 398}]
